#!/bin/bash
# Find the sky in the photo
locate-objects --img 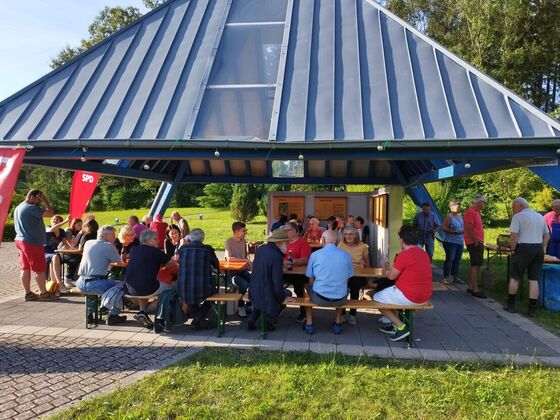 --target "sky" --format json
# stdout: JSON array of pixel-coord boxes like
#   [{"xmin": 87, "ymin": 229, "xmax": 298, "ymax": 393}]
[{"xmin": 0, "ymin": 0, "xmax": 148, "ymax": 101}]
